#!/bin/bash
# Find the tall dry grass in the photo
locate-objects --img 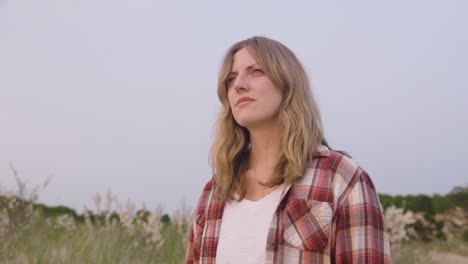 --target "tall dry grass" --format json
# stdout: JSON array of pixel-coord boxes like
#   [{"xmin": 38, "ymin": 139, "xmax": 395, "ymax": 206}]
[
  {"xmin": 0, "ymin": 164, "xmax": 191, "ymax": 263},
  {"xmin": 1, "ymin": 164, "xmax": 467, "ymax": 263}
]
